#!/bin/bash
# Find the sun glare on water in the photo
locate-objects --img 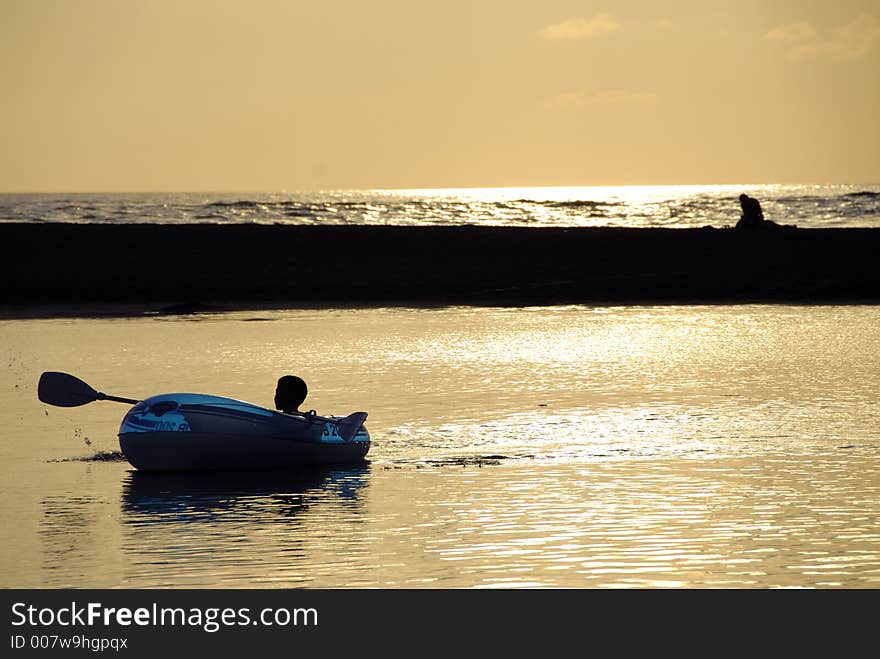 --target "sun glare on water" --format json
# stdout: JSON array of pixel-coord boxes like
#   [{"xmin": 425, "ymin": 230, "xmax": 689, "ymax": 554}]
[{"xmin": 379, "ymin": 184, "xmax": 771, "ymax": 203}]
